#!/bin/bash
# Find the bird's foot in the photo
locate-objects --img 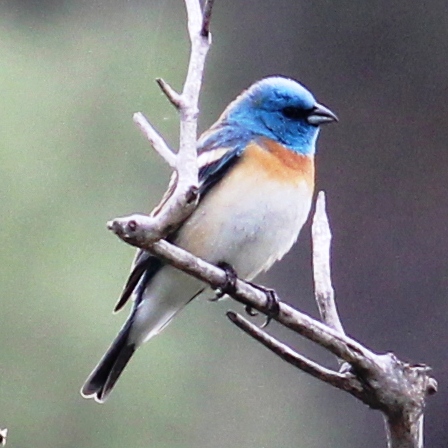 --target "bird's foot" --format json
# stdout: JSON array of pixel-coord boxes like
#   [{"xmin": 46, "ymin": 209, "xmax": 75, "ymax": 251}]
[
  {"xmin": 246, "ymin": 283, "xmax": 280, "ymax": 328},
  {"xmin": 211, "ymin": 264, "xmax": 280, "ymax": 329},
  {"xmin": 210, "ymin": 262, "xmax": 238, "ymax": 301}
]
